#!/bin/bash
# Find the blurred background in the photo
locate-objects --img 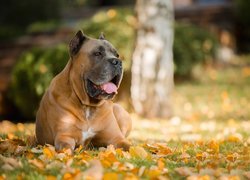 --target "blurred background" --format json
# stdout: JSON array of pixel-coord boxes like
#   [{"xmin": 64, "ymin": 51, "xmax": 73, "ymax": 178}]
[{"xmin": 0, "ymin": 0, "xmax": 249, "ymax": 124}]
